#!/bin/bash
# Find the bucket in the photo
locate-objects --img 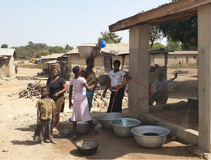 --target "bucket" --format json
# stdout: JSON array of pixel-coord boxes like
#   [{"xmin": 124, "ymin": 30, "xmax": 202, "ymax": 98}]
[{"xmin": 99, "ymin": 40, "xmax": 106, "ymax": 48}]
